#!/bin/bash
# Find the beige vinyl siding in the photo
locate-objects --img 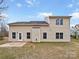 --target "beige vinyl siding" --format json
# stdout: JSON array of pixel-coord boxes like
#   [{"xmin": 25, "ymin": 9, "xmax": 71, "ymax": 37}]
[{"xmin": 9, "ymin": 16, "xmax": 71, "ymax": 42}]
